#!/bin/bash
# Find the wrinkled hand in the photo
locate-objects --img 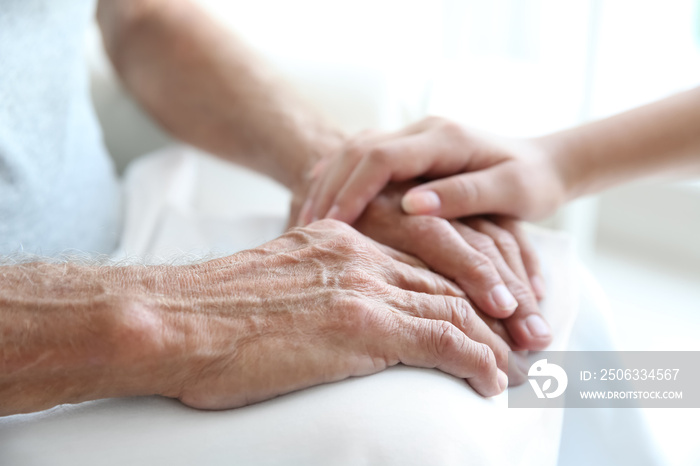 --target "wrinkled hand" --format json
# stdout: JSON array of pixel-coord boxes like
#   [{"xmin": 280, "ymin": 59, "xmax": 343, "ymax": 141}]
[
  {"xmin": 348, "ymin": 182, "xmax": 551, "ymax": 352},
  {"xmin": 297, "ymin": 116, "xmax": 566, "ymax": 226},
  {"xmin": 155, "ymin": 220, "xmax": 512, "ymax": 409}
]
